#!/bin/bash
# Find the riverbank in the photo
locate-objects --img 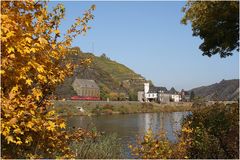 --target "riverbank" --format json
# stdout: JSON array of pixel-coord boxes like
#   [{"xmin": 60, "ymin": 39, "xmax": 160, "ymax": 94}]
[{"xmin": 52, "ymin": 100, "xmax": 193, "ymax": 116}]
